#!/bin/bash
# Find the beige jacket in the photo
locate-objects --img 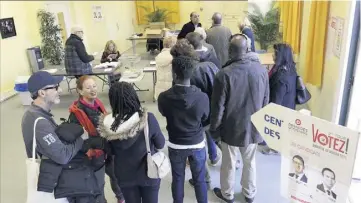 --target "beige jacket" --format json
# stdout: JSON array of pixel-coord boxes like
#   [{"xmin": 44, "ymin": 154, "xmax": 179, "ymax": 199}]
[{"xmin": 155, "ymin": 48, "xmax": 173, "ymax": 99}]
